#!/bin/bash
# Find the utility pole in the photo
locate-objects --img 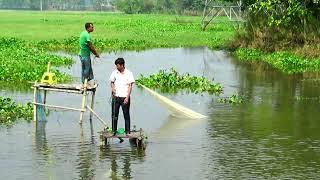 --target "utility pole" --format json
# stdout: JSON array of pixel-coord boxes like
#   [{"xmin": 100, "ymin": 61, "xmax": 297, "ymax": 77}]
[{"xmin": 40, "ymin": 0, "xmax": 43, "ymax": 11}]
